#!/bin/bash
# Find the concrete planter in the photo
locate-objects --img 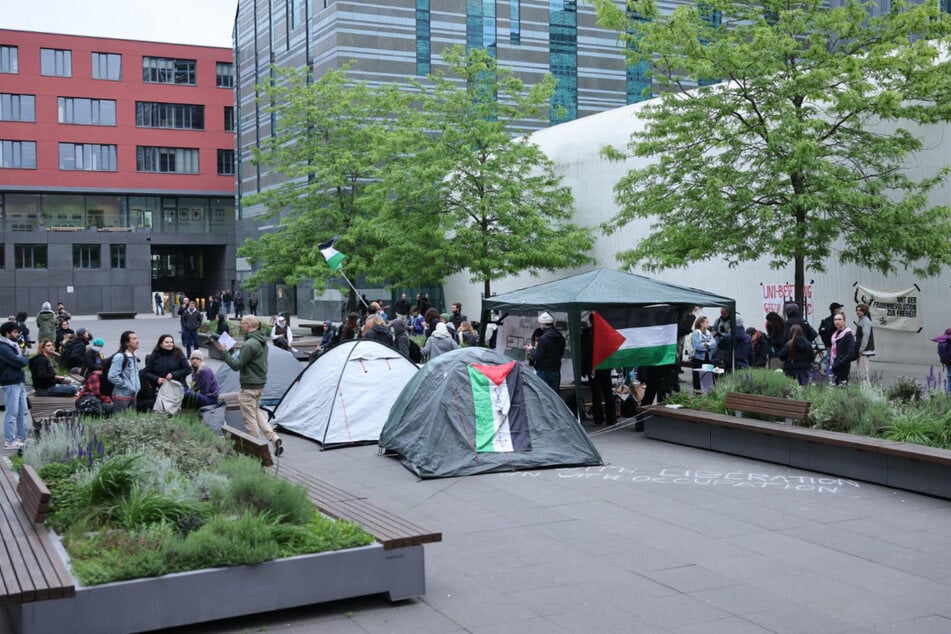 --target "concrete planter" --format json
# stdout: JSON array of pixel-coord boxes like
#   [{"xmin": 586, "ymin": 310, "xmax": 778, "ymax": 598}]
[
  {"xmin": 10, "ymin": 541, "xmax": 425, "ymax": 634},
  {"xmin": 645, "ymin": 406, "xmax": 951, "ymax": 500}
]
